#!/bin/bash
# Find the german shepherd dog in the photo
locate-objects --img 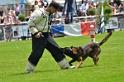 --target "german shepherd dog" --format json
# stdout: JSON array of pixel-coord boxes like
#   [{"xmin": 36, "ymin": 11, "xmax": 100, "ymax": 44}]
[{"xmin": 60, "ymin": 32, "xmax": 112, "ymax": 69}]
